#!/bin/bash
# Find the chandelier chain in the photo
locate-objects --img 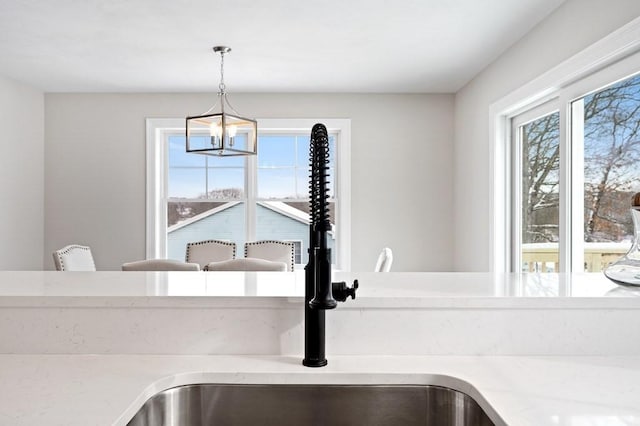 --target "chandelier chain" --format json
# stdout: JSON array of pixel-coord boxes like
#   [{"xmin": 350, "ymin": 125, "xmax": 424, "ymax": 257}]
[{"xmin": 218, "ymin": 50, "xmax": 226, "ymax": 93}]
